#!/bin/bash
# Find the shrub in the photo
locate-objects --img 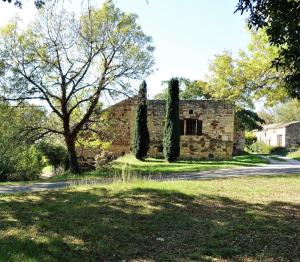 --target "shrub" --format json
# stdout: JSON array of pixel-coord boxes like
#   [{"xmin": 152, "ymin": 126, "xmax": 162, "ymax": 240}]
[
  {"xmin": 37, "ymin": 141, "xmax": 68, "ymax": 171},
  {"xmin": 248, "ymin": 141, "xmax": 289, "ymax": 156},
  {"xmin": 269, "ymin": 146, "xmax": 289, "ymax": 156},
  {"xmin": 0, "ymin": 145, "xmax": 44, "ymax": 181},
  {"xmin": 245, "ymin": 131, "xmax": 257, "ymax": 150},
  {"xmin": 163, "ymin": 78, "xmax": 180, "ymax": 162},
  {"xmin": 248, "ymin": 141, "xmax": 273, "ymax": 154}
]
